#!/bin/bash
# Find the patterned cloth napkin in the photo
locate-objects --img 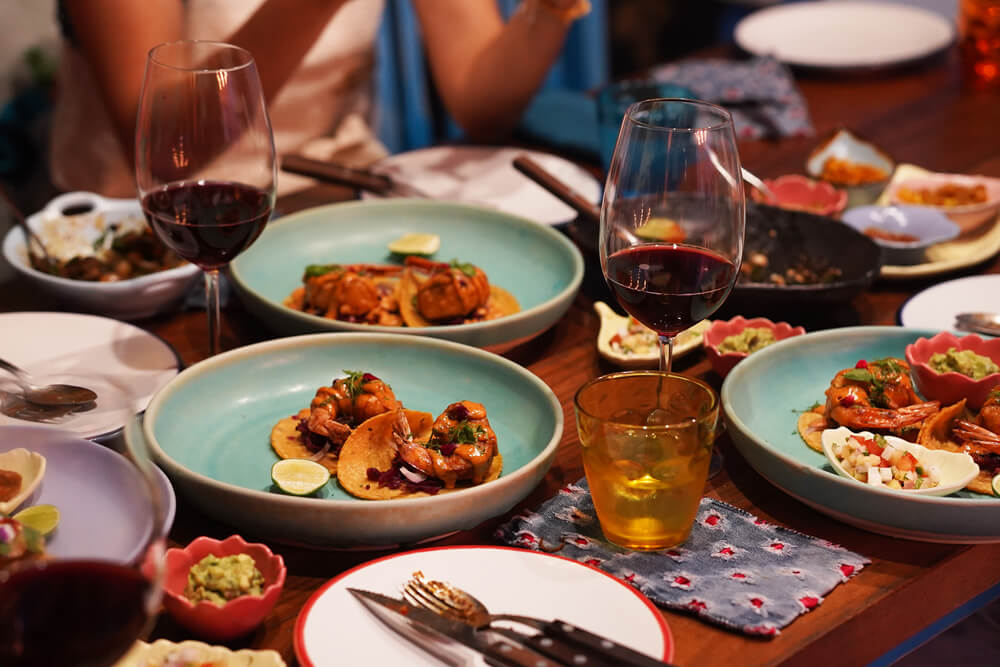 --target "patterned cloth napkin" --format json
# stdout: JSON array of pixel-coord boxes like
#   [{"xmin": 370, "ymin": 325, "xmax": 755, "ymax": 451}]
[
  {"xmin": 496, "ymin": 479, "xmax": 869, "ymax": 636},
  {"xmin": 649, "ymin": 57, "xmax": 813, "ymax": 141}
]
